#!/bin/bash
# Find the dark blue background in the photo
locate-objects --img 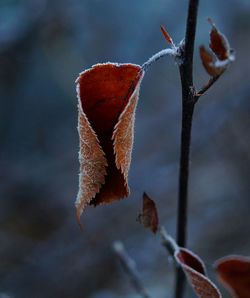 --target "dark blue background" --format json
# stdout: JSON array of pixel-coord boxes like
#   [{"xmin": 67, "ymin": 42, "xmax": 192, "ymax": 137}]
[{"xmin": 0, "ymin": 0, "xmax": 249, "ymax": 297}]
